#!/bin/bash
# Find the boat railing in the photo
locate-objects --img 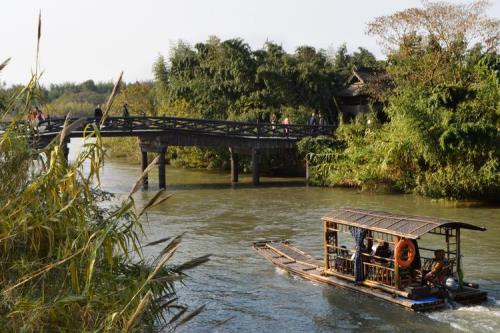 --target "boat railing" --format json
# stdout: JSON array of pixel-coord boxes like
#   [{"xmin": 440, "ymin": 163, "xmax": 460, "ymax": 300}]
[
  {"xmin": 363, "ymin": 261, "xmax": 396, "ymax": 287},
  {"xmin": 328, "ymin": 245, "xmax": 355, "ymax": 276},
  {"xmin": 328, "ymin": 246, "xmax": 416, "ymax": 289},
  {"xmin": 333, "ymin": 256, "xmax": 355, "ymax": 275}
]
